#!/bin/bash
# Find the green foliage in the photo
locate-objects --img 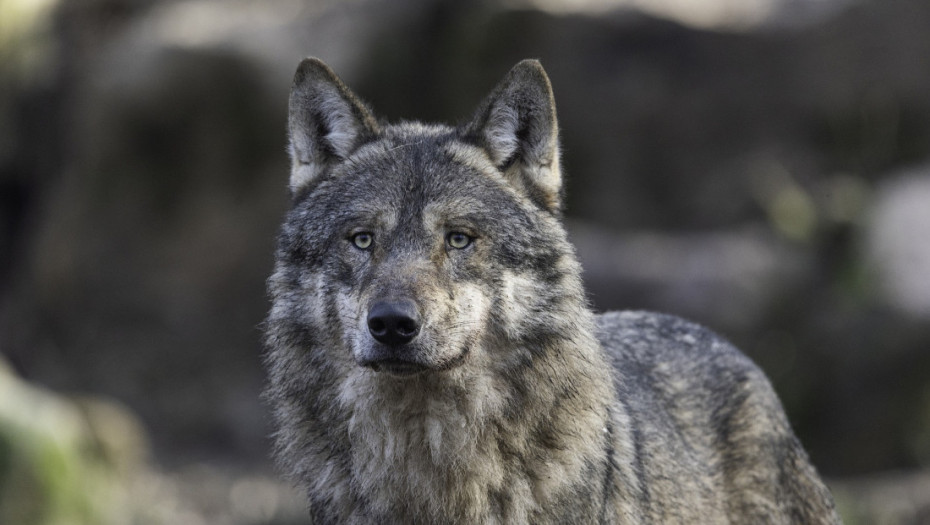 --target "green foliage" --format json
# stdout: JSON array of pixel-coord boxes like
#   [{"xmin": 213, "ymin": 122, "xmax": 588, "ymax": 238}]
[{"xmin": 0, "ymin": 358, "xmax": 144, "ymax": 525}]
